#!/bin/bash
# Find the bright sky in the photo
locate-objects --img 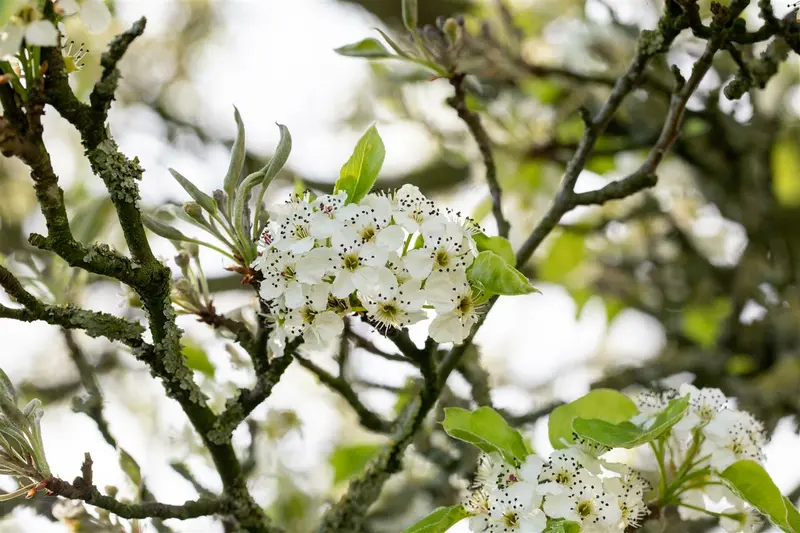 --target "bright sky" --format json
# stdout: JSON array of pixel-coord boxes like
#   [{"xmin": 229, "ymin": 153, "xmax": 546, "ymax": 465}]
[{"xmin": 0, "ymin": 1, "xmax": 798, "ymax": 532}]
